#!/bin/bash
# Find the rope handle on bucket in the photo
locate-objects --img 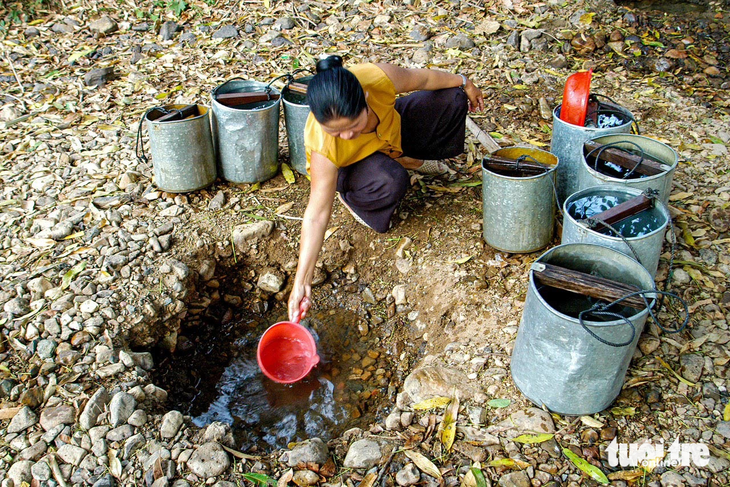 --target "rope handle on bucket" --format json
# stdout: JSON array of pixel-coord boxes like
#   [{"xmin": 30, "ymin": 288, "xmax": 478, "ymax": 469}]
[
  {"xmin": 266, "ymin": 68, "xmax": 314, "ymax": 93},
  {"xmin": 582, "ymin": 188, "xmax": 661, "ymax": 267},
  {"xmin": 577, "ymin": 288, "xmax": 689, "ymax": 348},
  {"xmin": 584, "ymin": 140, "xmax": 647, "ymax": 180},
  {"xmin": 213, "ymin": 77, "xmax": 278, "ymax": 102},
  {"xmin": 588, "ymin": 93, "xmax": 641, "ymax": 135},
  {"xmin": 135, "ymin": 106, "xmax": 169, "ymax": 164}
]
